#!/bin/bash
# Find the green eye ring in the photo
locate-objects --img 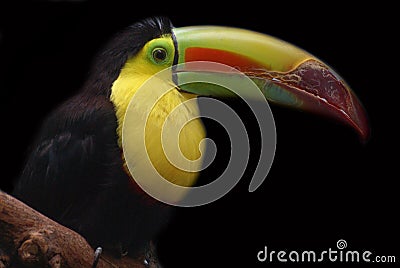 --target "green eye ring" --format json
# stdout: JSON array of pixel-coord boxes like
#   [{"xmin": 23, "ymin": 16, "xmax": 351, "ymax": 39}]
[
  {"xmin": 151, "ymin": 47, "xmax": 168, "ymax": 64},
  {"xmin": 145, "ymin": 37, "xmax": 174, "ymax": 65}
]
